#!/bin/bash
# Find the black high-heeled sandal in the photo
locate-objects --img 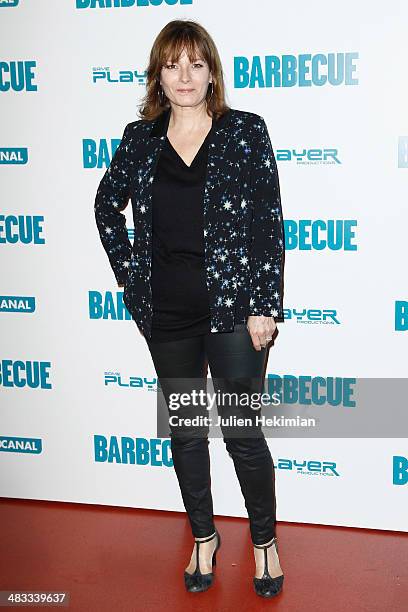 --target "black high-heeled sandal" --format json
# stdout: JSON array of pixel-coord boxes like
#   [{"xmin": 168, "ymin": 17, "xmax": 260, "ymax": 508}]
[
  {"xmin": 184, "ymin": 529, "xmax": 221, "ymax": 593},
  {"xmin": 253, "ymin": 536, "xmax": 284, "ymax": 598}
]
